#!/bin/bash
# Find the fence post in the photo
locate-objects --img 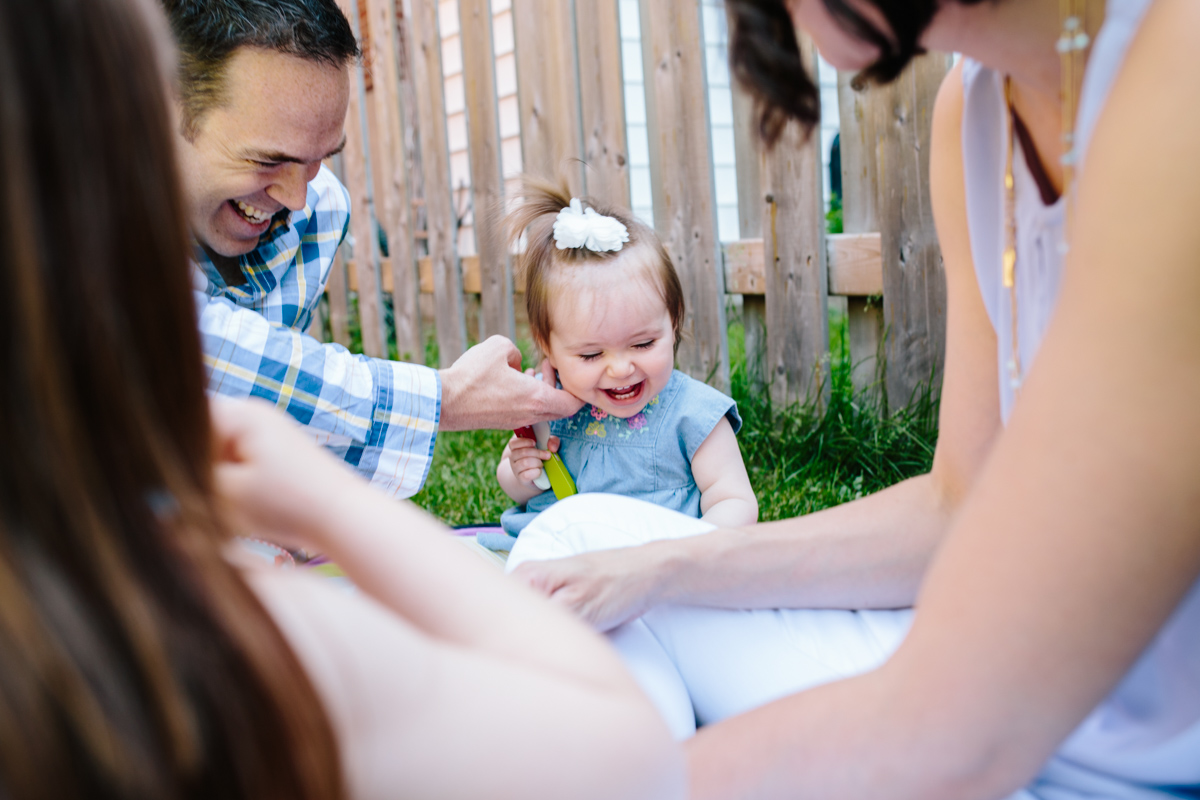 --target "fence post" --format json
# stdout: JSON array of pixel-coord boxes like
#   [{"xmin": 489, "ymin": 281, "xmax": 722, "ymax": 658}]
[
  {"xmin": 762, "ymin": 34, "xmax": 828, "ymax": 408},
  {"xmin": 409, "ymin": 0, "xmax": 467, "ymax": 366},
  {"xmin": 459, "ymin": 0, "xmax": 515, "ymax": 342},
  {"xmin": 730, "ymin": 50, "xmax": 765, "ymax": 393},
  {"xmin": 837, "ymin": 71, "xmax": 884, "ymax": 405},
  {"xmin": 512, "ymin": 0, "xmax": 585, "ymax": 195},
  {"xmin": 337, "ymin": 0, "xmax": 387, "ymax": 358},
  {"xmin": 871, "ymin": 54, "xmax": 952, "ymax": 410},
  {"xmin": 575, "ymin": 0, "xmax": 630, "ymax": 208},
  {"xmin": 639, "ymin": 0, "xmax": 729, "ymax": 391},
  {"xmin": 322, "ymin": 154, "xmax": 353, "ymax": 347},
  {"xmin": 364, "ymin": 0, "xmax": 422, "ymax": 361}
]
